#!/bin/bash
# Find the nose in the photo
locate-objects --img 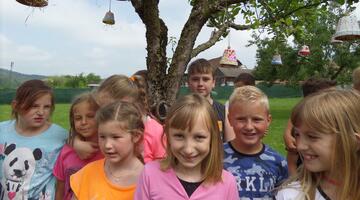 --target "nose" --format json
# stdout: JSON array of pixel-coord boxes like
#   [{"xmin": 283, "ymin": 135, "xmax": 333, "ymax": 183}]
[
  {"xmin": 36, "ymin": 107, "xmax": 44, "ymax": 115},
  {"xmin": 81, "ymin": 117, "xmax": 87, "ymax": 125},
  {"xmin": 183, "ymin": 140, "xmax": 194, "ymax": 155},
  {"xmin": 244, "ymin": 120, "xmax": 254, "ymax": 131},
  {"xmin": 104, "ymin": 138, "xmax": 112, "ymax": 149}
]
